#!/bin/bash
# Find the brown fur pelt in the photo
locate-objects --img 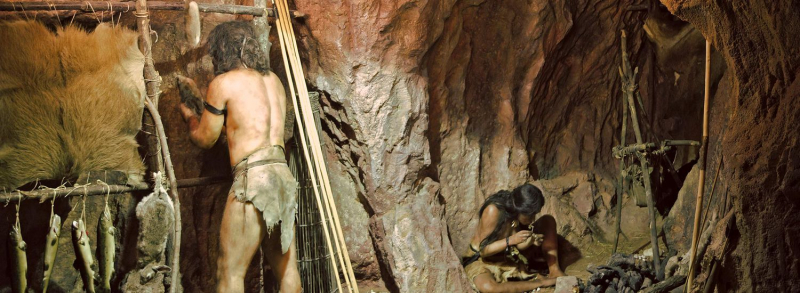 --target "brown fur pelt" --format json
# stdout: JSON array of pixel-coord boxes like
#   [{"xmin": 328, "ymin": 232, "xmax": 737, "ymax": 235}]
[{"xmin": 0, "ymin": 20, "xmax": 146, "ymax": 189}]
